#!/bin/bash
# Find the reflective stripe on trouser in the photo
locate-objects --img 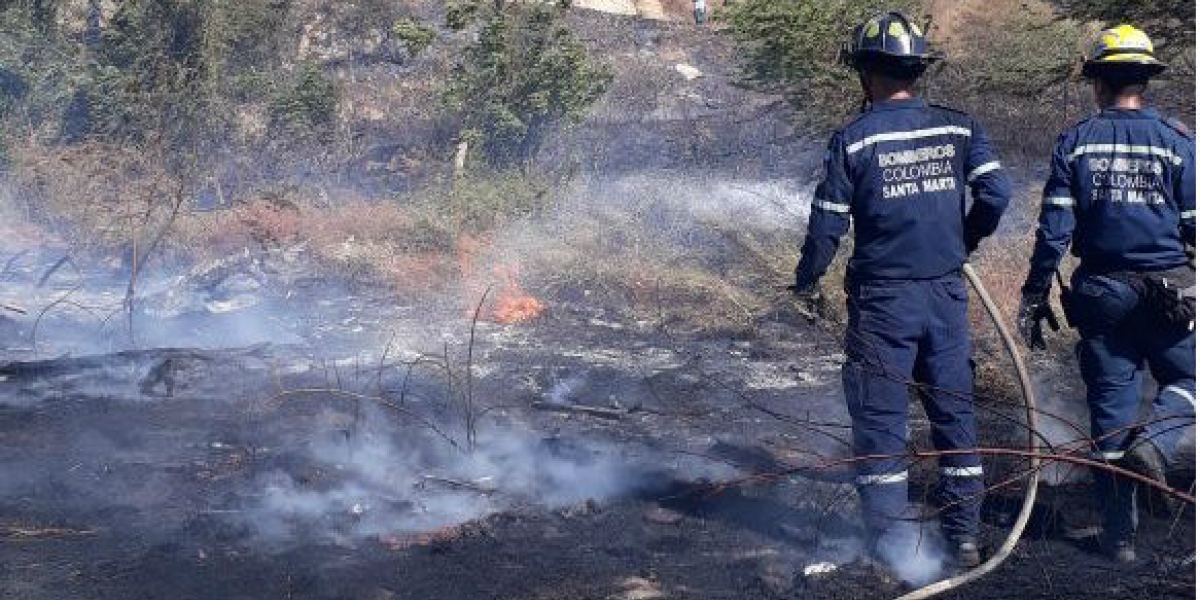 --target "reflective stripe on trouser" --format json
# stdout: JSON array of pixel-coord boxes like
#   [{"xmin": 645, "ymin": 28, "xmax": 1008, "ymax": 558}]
[
  {"xmin": 1072, "ymin": 271, "xmax": 1197, "ymax": 542},
  {"xmin": 843, "ymin": 275, "xmax": 983, "ymax": 540},
  {"xmin": 1142, "ymin": 382, "xmax": 1196, "ymax": 458}
]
